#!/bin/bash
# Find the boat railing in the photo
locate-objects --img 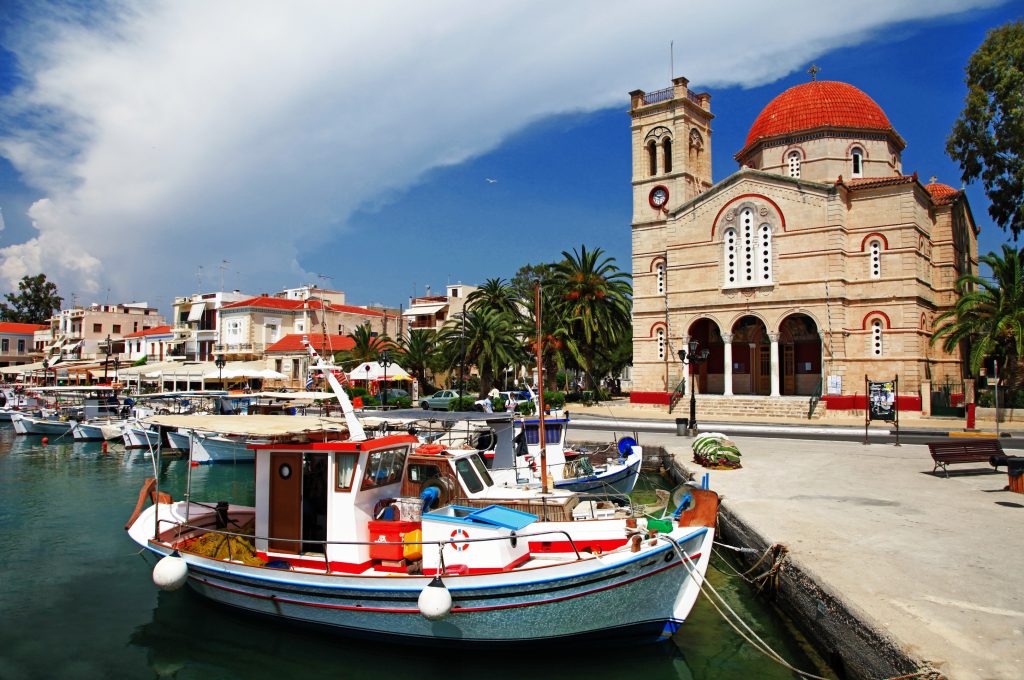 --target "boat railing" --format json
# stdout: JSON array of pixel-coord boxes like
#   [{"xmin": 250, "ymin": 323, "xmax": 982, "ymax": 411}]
[{"xmin": 152, "ymin": 518, "xmax": 586, "ymax": 572}]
